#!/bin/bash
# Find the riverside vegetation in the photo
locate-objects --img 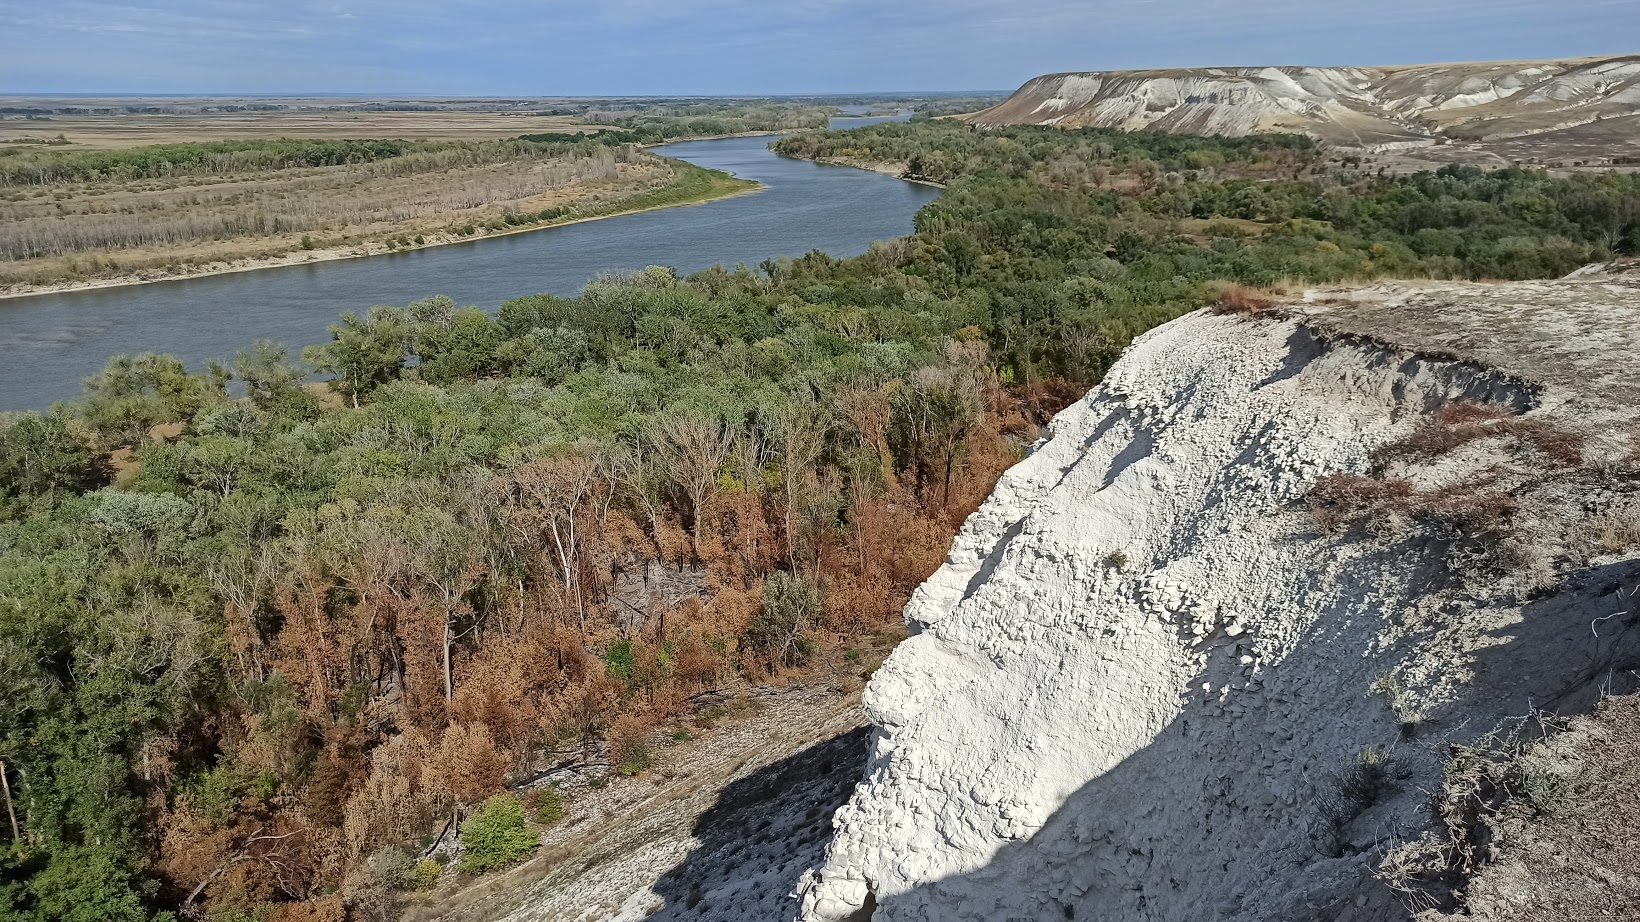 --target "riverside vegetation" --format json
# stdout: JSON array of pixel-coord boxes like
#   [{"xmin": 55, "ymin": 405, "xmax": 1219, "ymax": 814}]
[
  {"xmin": 0, "ymin": 135, "xmax": 755, "ymax": 291},
  {"xmin": 2, "ymin": 119, "xmax": 1639, "ymax": 921}
]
